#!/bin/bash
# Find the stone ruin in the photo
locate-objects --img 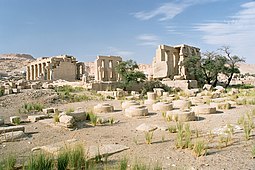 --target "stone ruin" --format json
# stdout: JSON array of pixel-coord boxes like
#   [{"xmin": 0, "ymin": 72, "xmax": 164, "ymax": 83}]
[{"xmin": 26, "ymin": 55, "xmax": 85, "ymax": 82}]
